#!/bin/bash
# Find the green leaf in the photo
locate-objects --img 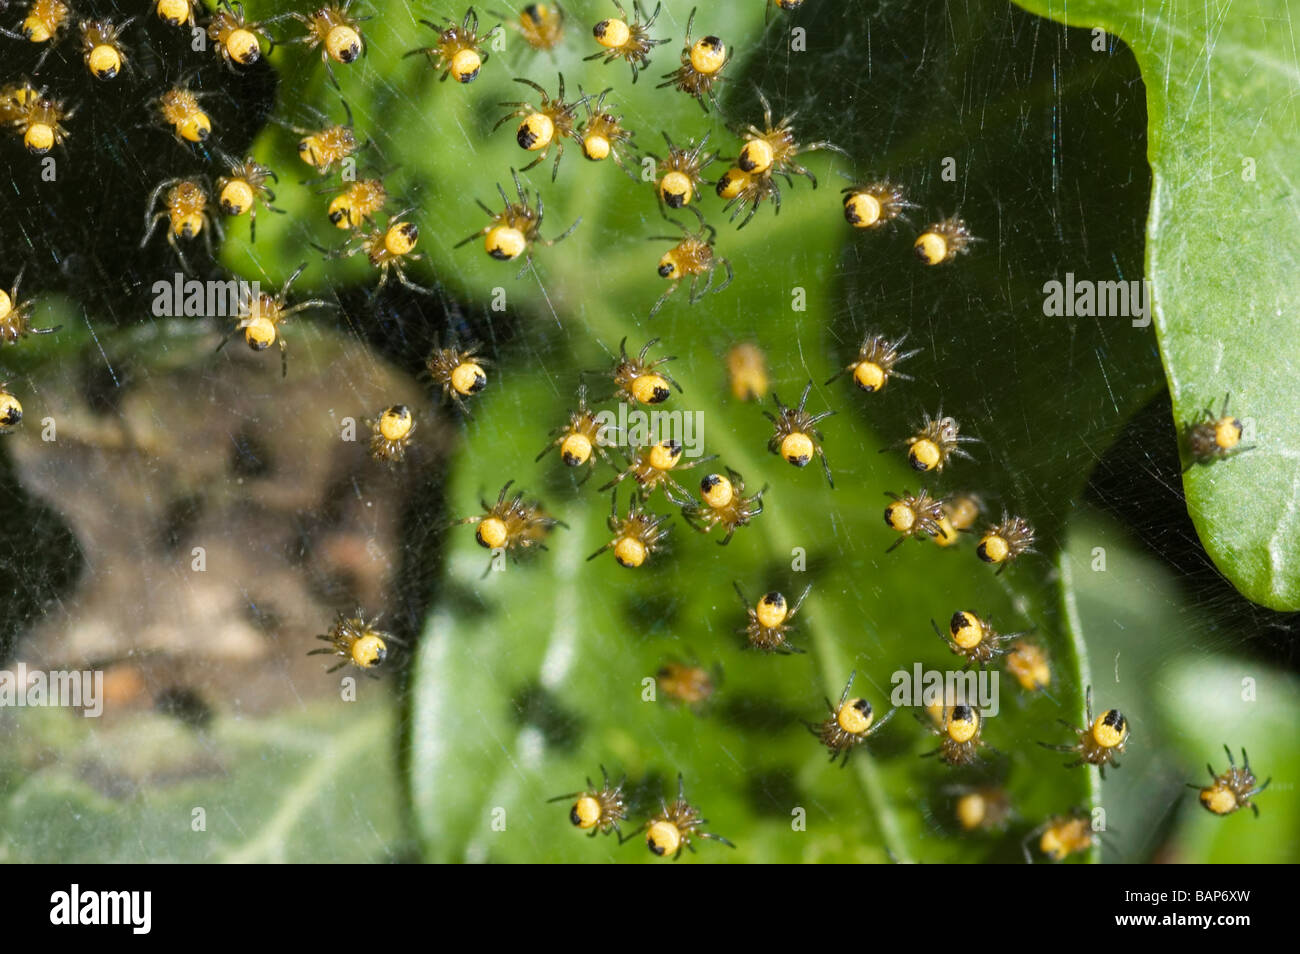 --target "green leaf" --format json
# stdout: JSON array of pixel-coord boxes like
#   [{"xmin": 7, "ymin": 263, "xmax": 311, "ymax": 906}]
[
  {"xmin": 236, "ymin": 1, "xmax": 1173, "ymax": 861},
  {"xmin": 1060, "ymin": 502, "xmax": 1300, "ymax": 863},
  {"xmin": 1014, "ymin": 0, "xmax": 1300, "ymax": 610},
  {"xmin": 0, "ymin": 698, "xmax": 407, "ymax": 863},
  {"xmin": 1155, "ymin": 659, "xmax": 1300, "ymax": 864},
  {"xmin": 1059, "ymin": 503, "xmax": 1215, "ymax": 863}
]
